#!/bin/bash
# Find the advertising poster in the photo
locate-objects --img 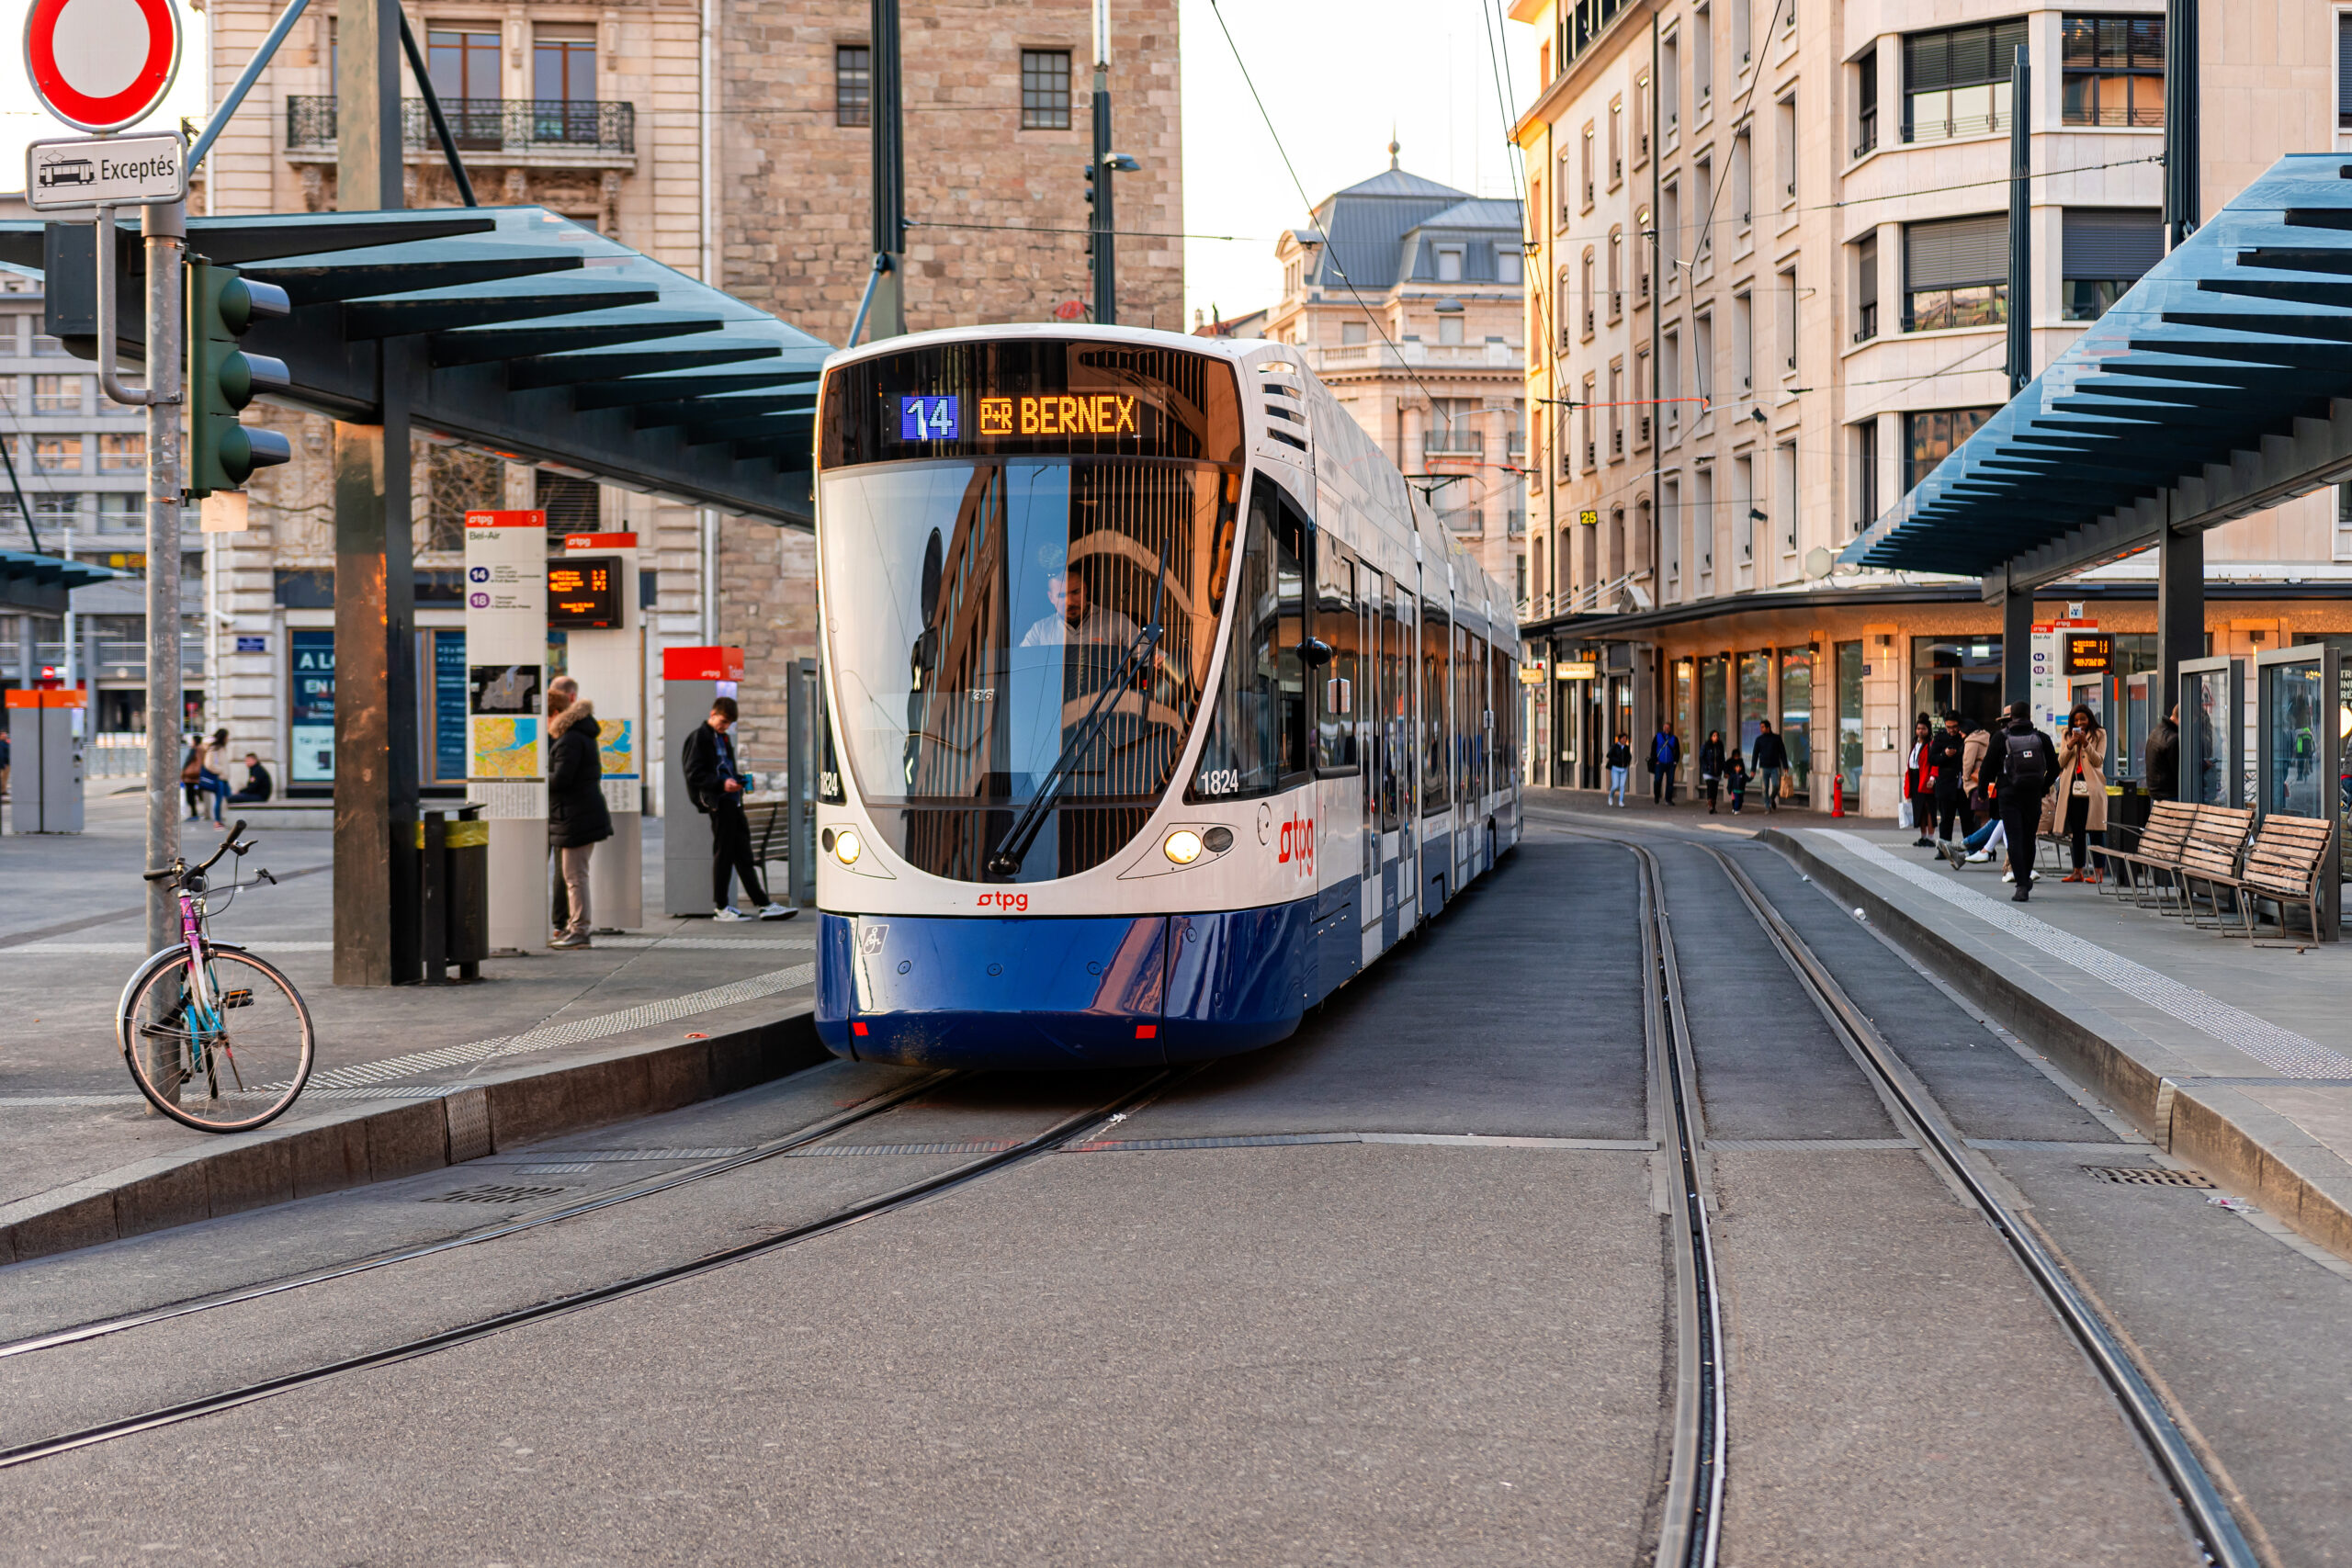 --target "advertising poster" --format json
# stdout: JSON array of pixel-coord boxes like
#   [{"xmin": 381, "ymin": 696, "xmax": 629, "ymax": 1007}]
[{"xmin": 288, "ymin": 630, "xmax": 334, "ymax": 784}]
